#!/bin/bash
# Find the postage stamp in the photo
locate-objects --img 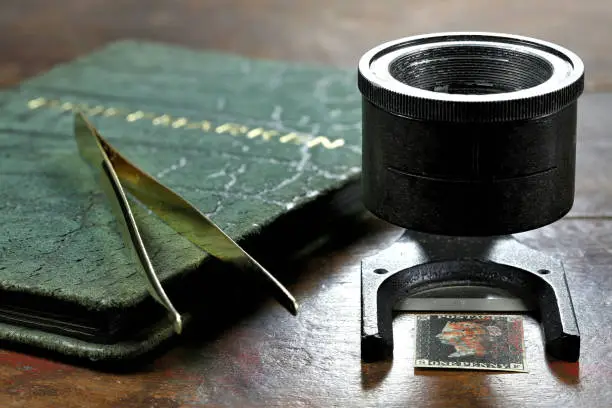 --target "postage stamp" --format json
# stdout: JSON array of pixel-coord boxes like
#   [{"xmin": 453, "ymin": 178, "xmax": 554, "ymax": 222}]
[{"xmin": 414, "ymin": 314, "xmax": 526, "ymax": 372}]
